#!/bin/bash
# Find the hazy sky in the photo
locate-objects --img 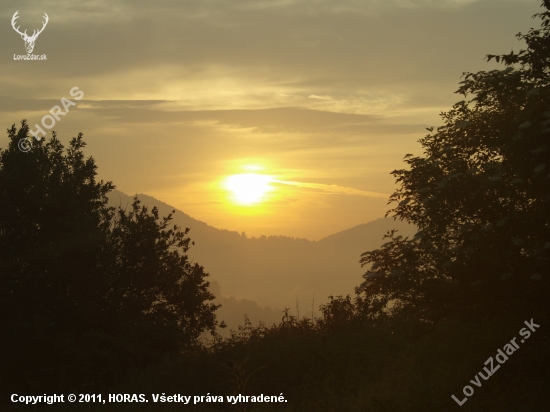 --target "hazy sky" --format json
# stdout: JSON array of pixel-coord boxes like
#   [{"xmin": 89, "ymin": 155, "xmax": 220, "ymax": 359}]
[{"xmin": 0, "ymin": 0, "xmax": 542, "ymax": 240}]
